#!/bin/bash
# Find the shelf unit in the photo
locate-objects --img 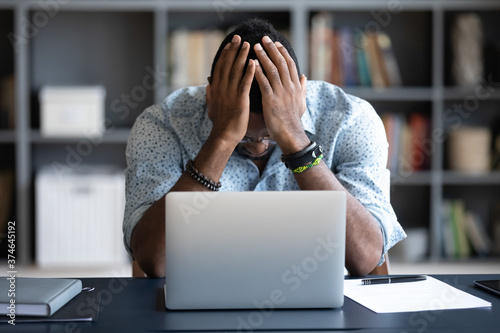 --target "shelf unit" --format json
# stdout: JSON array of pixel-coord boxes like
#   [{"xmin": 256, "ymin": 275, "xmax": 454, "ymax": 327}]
[{"xmin": 1, "ymin": 0, "xmax": 500, "ymax": 265}]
